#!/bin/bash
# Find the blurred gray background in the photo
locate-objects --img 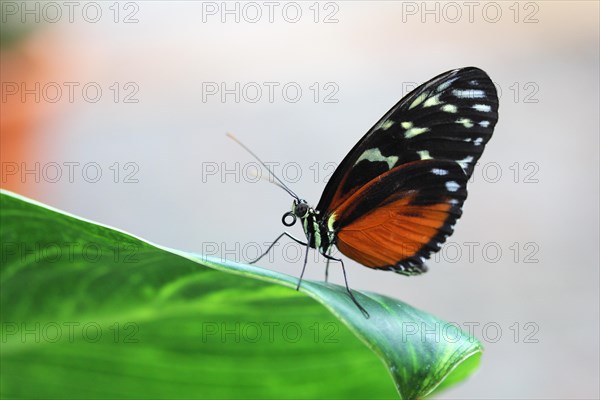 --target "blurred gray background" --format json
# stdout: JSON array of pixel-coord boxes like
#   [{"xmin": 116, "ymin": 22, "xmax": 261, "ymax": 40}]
[{"xmin": 2, "ymin": 1, "xmax": 598, "ymax": 398}]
